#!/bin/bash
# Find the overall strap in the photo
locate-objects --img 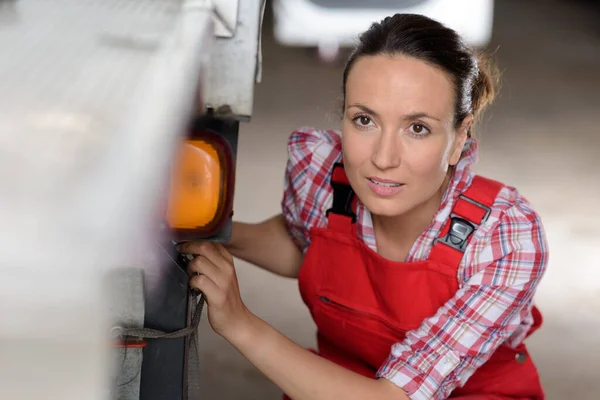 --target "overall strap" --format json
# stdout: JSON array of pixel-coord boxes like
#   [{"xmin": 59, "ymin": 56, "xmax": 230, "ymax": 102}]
[
  {"xmin": 326, "ymin": 162, "xmax": 357, "ymax": 235},
  {"xmin": 429, "ymin": 176, "xmax": 504, "ymax": 268}
]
